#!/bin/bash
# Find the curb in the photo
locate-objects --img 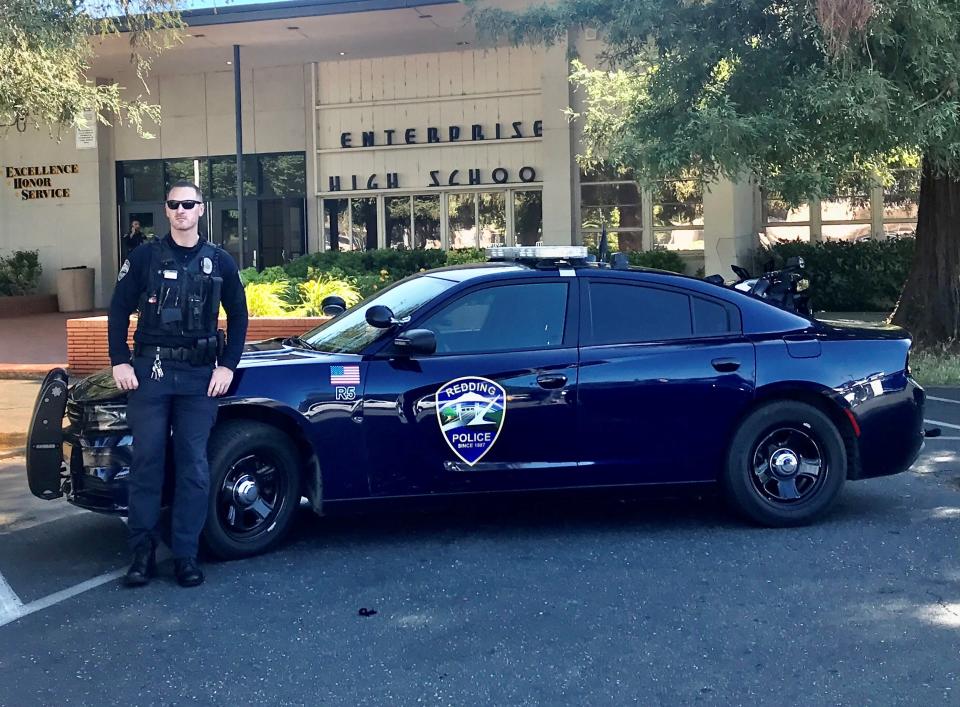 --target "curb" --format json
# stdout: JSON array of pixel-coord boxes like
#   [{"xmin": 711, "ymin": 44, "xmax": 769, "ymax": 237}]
[
  {"xmin": 0, "ymin": 448, "xmax": 25, "ymax": 461},
  {"xmin": 0, "ymin": 364, "xmax": 69, "ymax": 381}
]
